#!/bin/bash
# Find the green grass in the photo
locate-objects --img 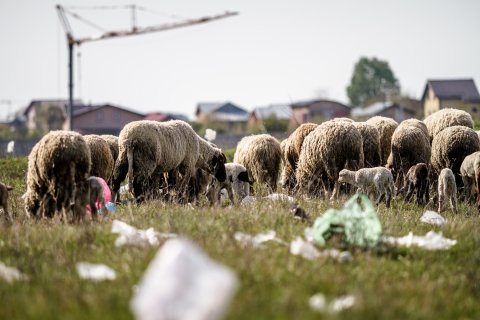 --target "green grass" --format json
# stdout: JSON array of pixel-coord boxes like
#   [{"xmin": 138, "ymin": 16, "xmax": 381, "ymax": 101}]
[{"xmin": 1, "ymin": 157, "xmax": 480, "ymax": 319}]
